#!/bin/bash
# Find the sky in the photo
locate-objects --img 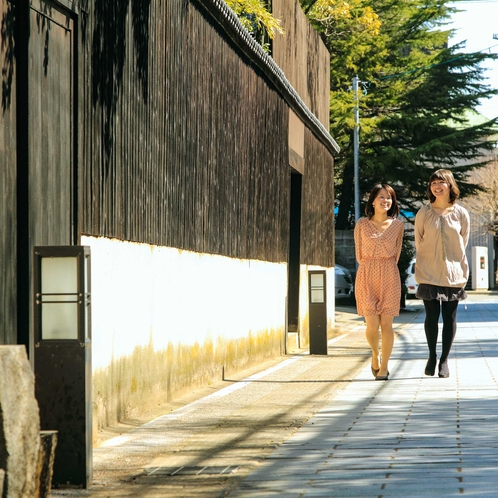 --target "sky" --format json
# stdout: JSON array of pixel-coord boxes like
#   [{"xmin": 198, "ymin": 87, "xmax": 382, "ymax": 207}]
[{"xmin": 448, "ymin": 1, "xmax": 498, "ymax": 120}]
